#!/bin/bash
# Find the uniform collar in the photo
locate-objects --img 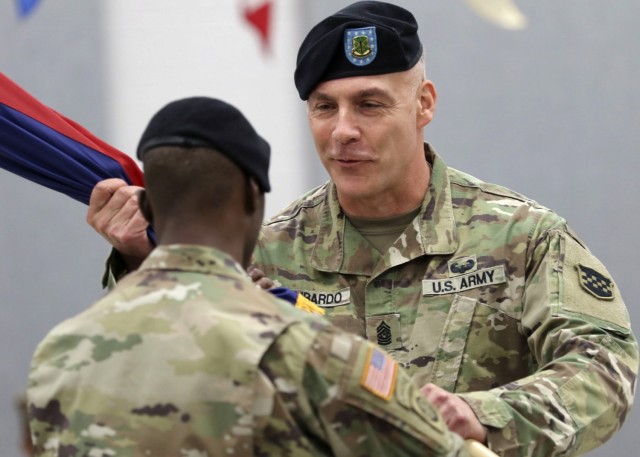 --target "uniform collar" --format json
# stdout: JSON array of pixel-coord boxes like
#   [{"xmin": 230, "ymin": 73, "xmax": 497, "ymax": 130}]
[
  {"xmin": 310, "ymin": 144, "xmax": 458, "ymax": 274},
  {"xmin": 140, "ymin": 244, "xmax": 249, "ymax": 279},
  {"xmin": 419, "ymin": 144, "xmax": 459, "ymax": 255}
]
